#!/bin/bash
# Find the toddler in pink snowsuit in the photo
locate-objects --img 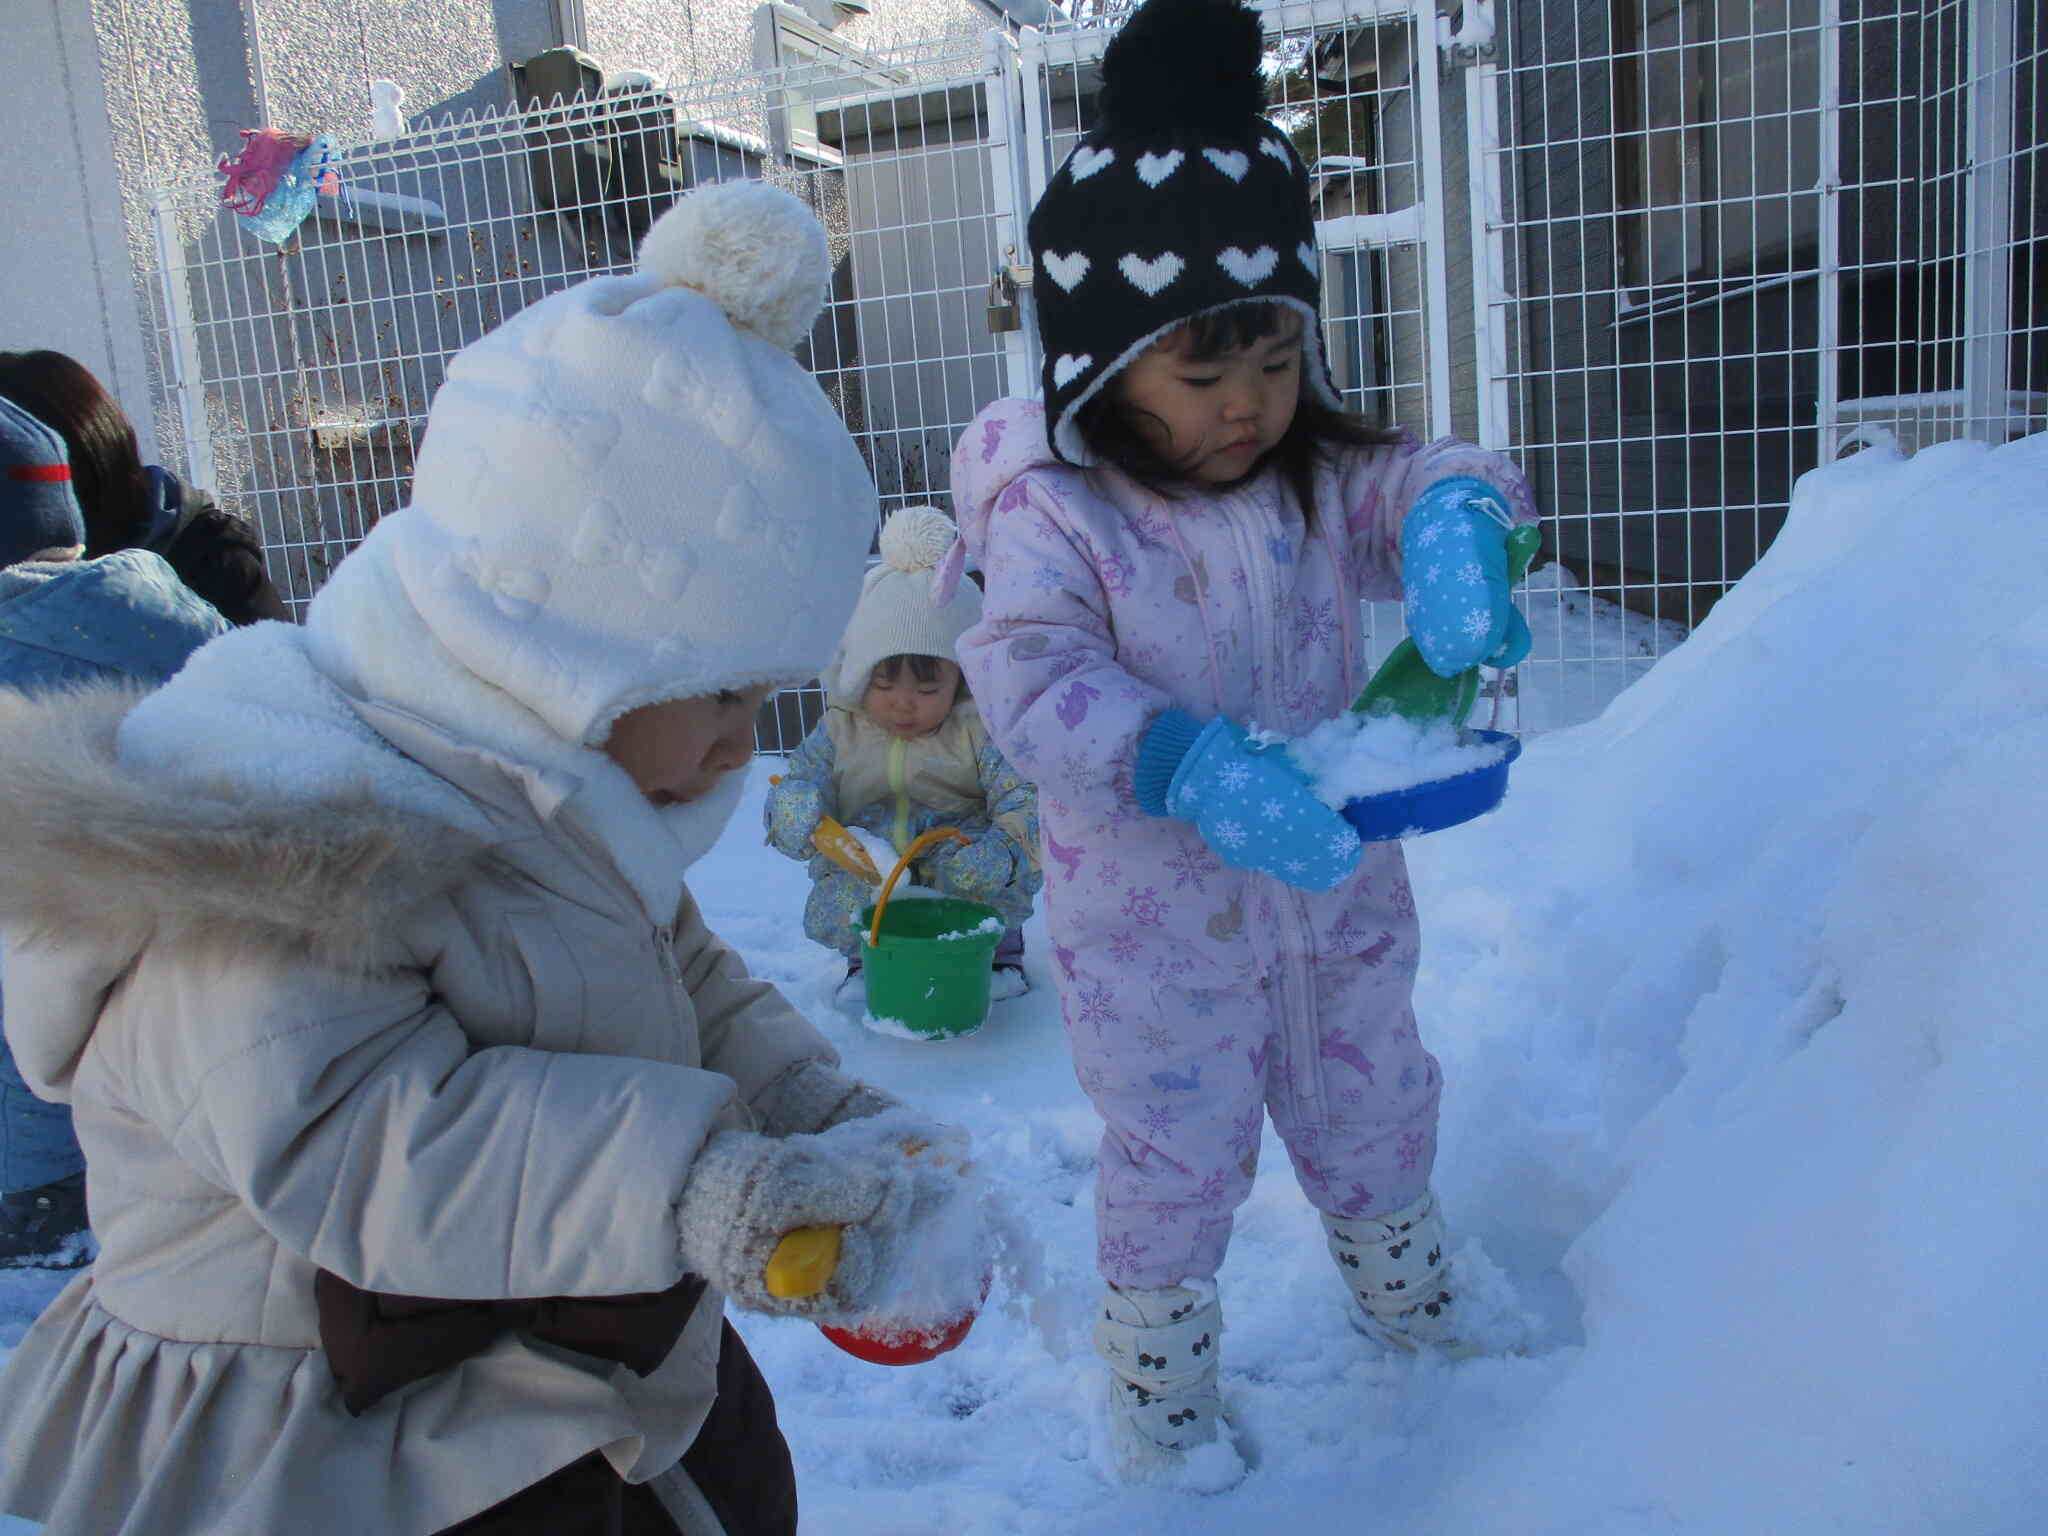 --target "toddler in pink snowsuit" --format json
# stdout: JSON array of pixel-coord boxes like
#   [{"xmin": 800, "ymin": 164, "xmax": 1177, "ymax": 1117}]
[{"xmin": 945, "ymin": 0, "xmax": 1537, "ymax": 1482}]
